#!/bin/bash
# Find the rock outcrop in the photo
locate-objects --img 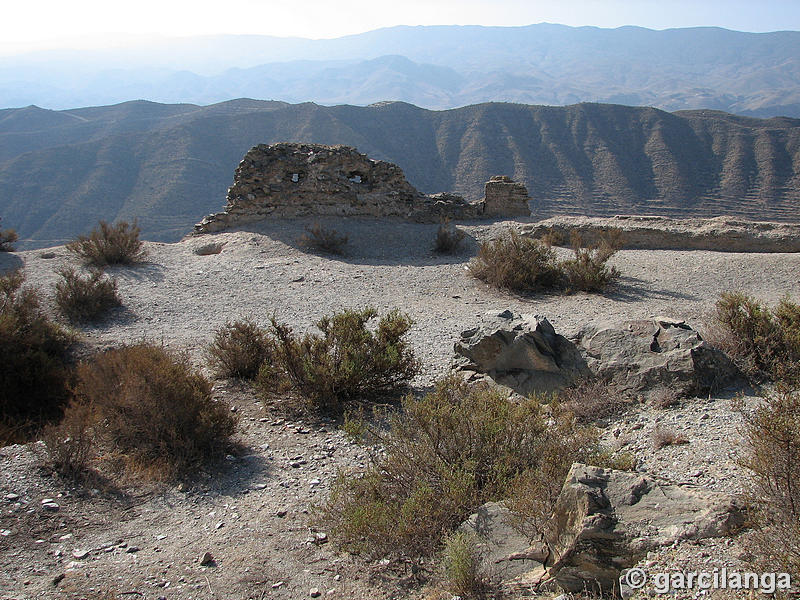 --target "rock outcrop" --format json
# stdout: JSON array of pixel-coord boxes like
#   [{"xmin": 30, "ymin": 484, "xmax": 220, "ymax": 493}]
[
  {"xmin": 194, "ymin": 143, "xmax": 531, "ymax": 234},
  {"xmin": 522, "ymin": 215, "xmax": 800, "ymax": 253},
  {"xmin": 577, "ymin": 318, "xmax": 739, "ymax": 400},
  {"xmin": 453, "ymin": 311, "xmax": 589, "ymax": 396},
  {"xmin": 507, "ymin": 464, "xmax": 745, "ymax": 595}
]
